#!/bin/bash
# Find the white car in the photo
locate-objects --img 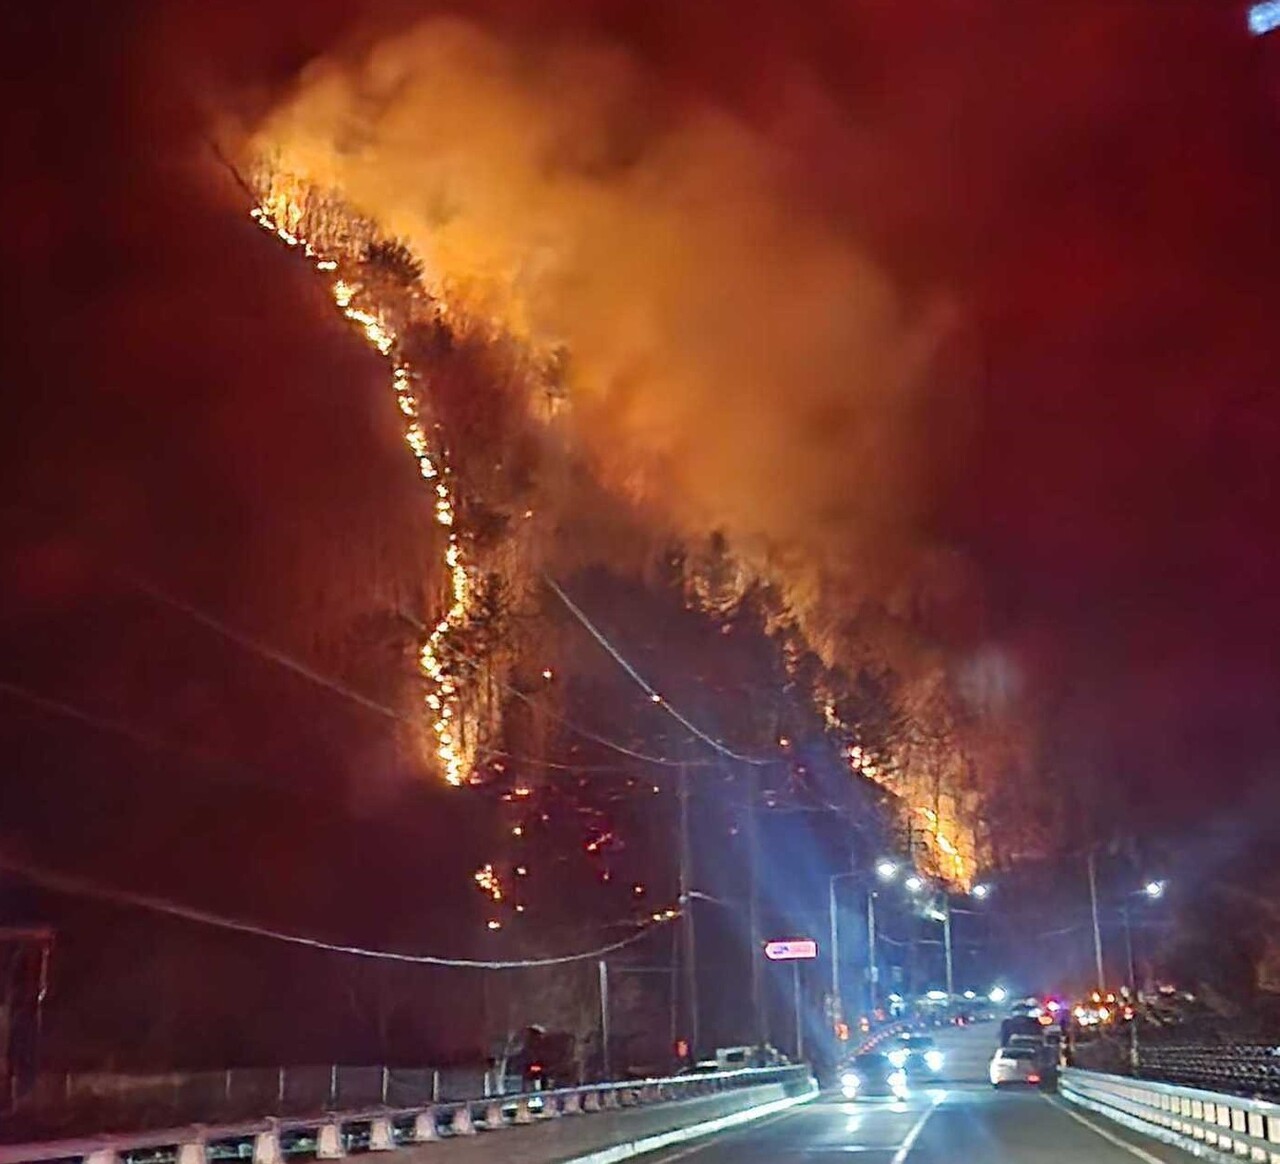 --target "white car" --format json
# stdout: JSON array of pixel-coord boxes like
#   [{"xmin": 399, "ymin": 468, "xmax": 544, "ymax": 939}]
[{"xmin": 989, "ymin": 1045, "xmax": 1043, "ymax": 1088}]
